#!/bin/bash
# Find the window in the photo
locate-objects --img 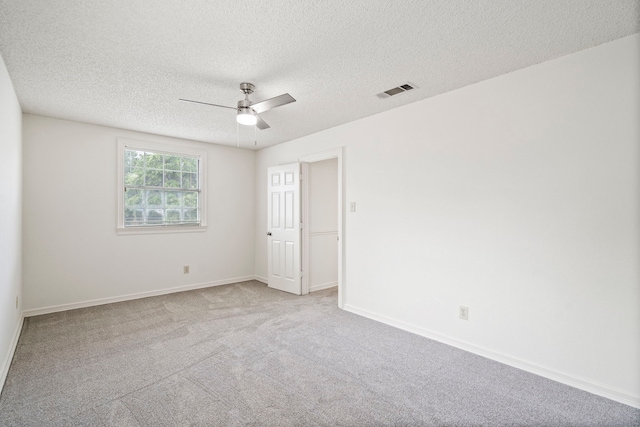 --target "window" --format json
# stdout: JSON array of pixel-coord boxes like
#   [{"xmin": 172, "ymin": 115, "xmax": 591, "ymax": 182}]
[{"xmin": 117, "ymin": 139, "xmax": 207, "ymax": 234}]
